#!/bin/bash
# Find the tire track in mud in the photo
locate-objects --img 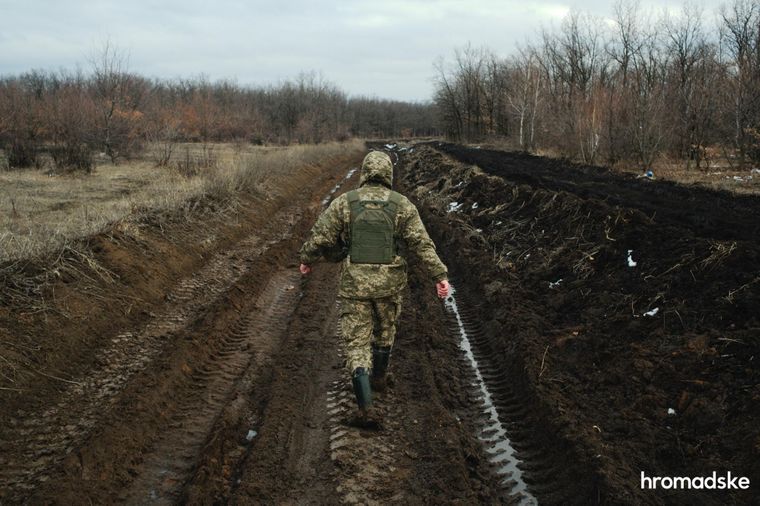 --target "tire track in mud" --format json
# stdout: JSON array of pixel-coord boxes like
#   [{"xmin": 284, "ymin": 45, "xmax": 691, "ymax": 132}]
[
  {"xmin": 441, "ymin": 279, "xmax": 594, "ymax": 505},
  {"xmin": 0, "ymin": 215, "xmax": 299, "ymax": 499},
  {"xmin": 326, "ymin": 314, "xmax": 405, "ymax": 505},
  {"xmin": 120, "ymin": 270, "xmax": 302, "ymax": 505},
  {"xmin": 443, "ymin": 281, "xmax": 537, "ymax": 506}
]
